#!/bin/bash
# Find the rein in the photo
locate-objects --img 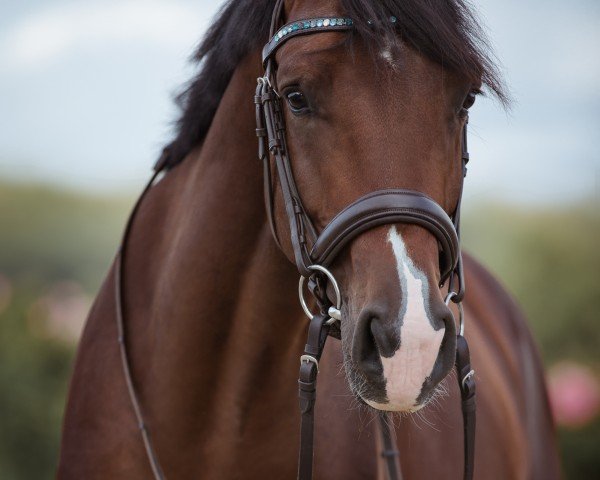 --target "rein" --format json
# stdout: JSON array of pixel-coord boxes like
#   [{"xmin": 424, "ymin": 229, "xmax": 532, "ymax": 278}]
[{"xmin": 114, "ymin": 2, "xmax": 476, "ymax": 479}]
